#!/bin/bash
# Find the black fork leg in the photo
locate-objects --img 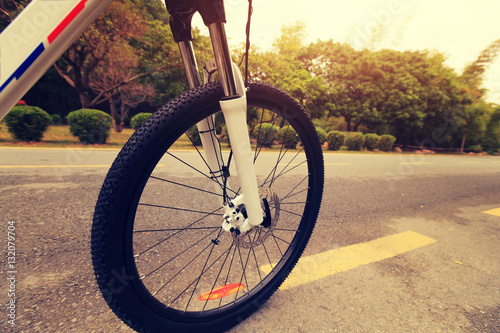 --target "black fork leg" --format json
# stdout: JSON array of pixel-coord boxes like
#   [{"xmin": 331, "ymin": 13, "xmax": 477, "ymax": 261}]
[{"xmin": 166, "ymin": 0, "xmax": 239, "ymax": 97}]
